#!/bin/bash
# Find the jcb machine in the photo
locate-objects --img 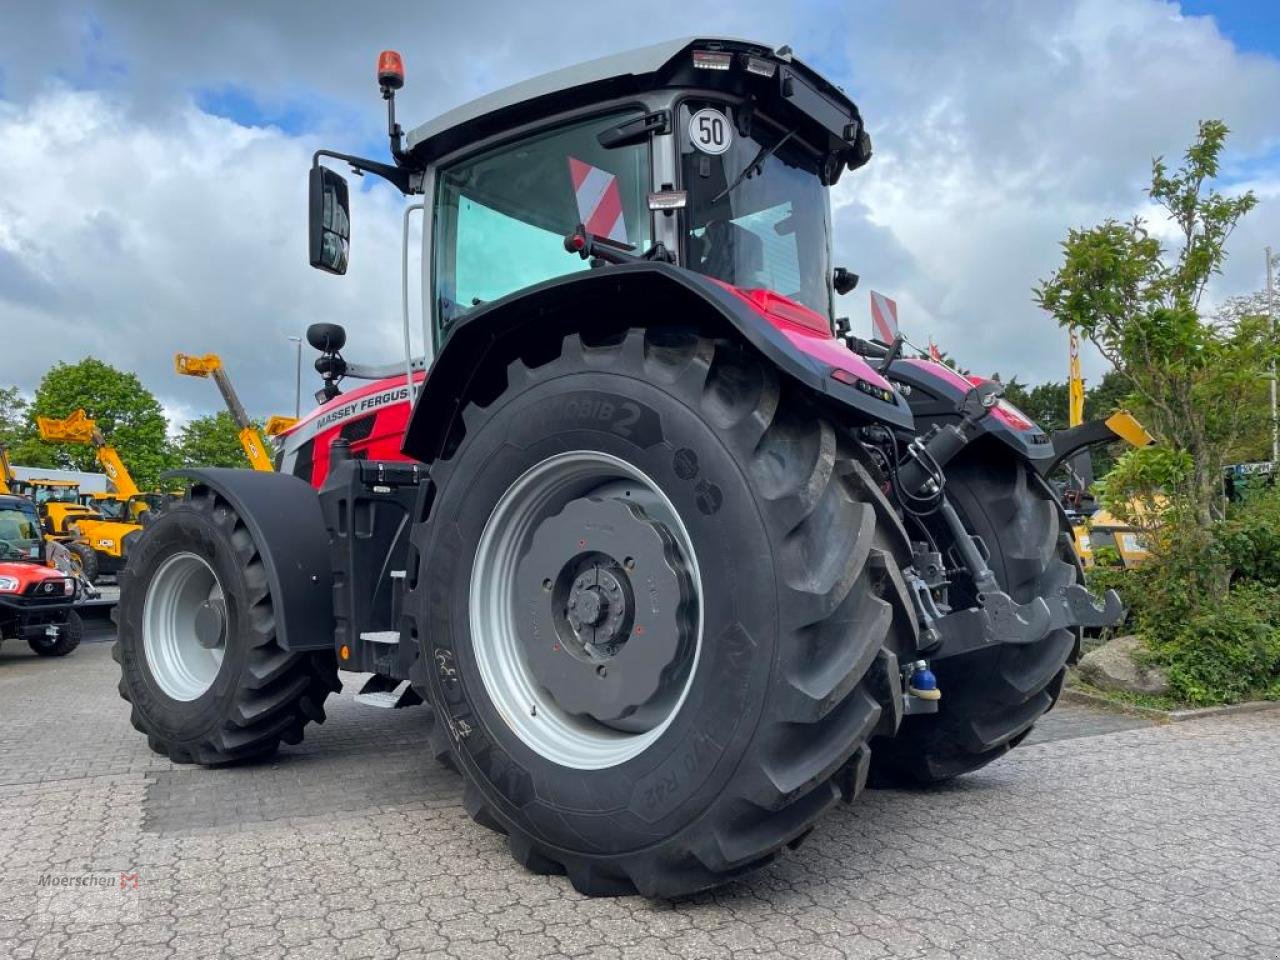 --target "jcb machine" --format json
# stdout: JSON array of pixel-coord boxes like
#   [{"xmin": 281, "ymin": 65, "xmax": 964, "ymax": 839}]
[
  {"xmin": 174, "ymin": 353, "xmax": 276, "ymax": 471},
  {"xmin": 36, "ymin": 411, "xmax": 146, "ymax": 581},
  {"xmin": 115, "ymin": 40, "xmax": 1122, "ymax": 897}
]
